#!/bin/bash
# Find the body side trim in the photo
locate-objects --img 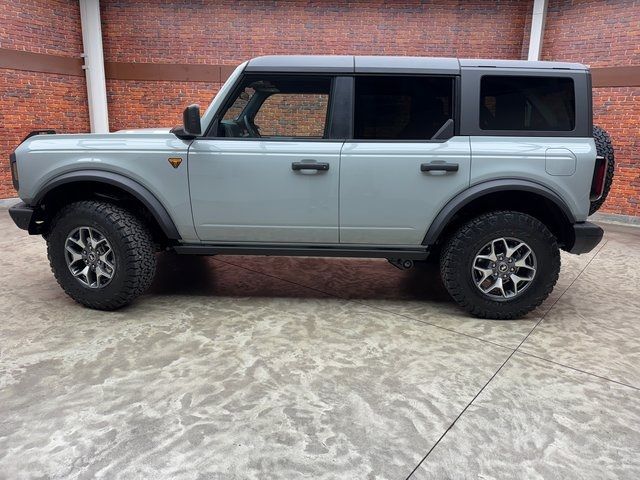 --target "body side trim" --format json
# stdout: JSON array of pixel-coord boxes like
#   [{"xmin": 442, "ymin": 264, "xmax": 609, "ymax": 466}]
[
  {"xmin": 174, "ymin": 243, "xmax": 429, "ymax": 259},
  {"xmin": 33, "ymin": 170, "xmax": 181, "ymax": 240},
  {"xmin": 422, "ymin": 178, "xmax": 576, "ymax": 245}
]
